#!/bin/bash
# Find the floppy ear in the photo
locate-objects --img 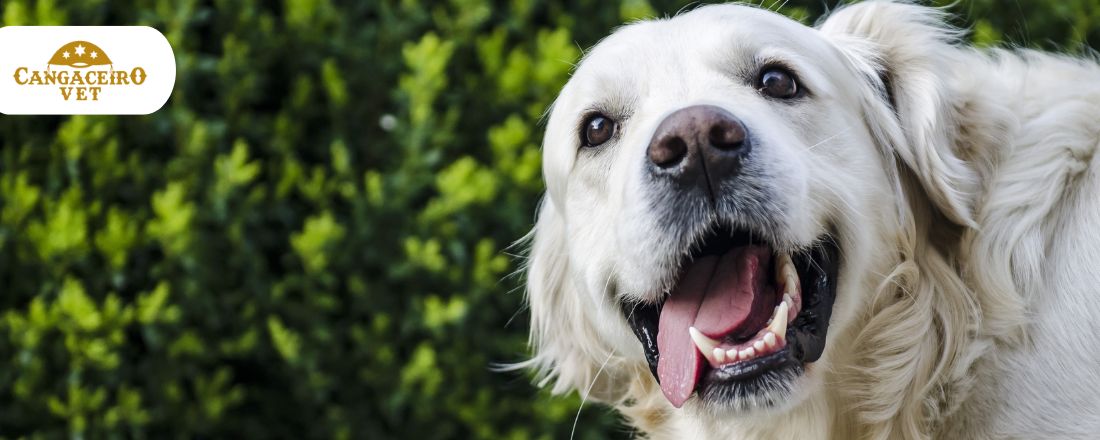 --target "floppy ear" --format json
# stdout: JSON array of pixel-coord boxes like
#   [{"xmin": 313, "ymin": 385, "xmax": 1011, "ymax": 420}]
[
  {"xmin": 819, "ymin": 1, "xmax": 978, "ymax": 226},
  {"xmin": 519, "ymin": 198, "xmax": 624, "ymax": 401},
  {"xmin": 818, "ymin": 4, "xmax": 993, "ymax": 437}
]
